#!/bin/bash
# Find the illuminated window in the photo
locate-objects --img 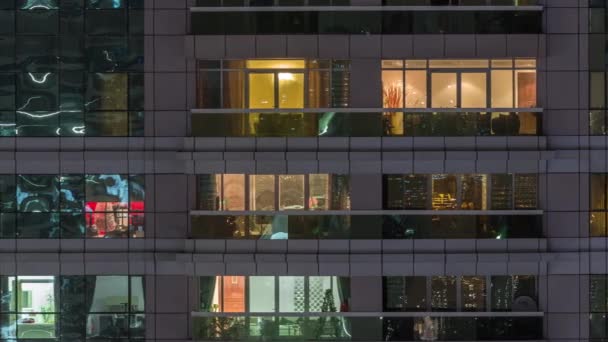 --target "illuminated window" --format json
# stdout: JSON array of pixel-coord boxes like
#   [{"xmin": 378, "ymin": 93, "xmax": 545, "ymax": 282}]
[
  {"xmin": 381, "ymin": 59, "xmax": 537, "ymax": 109},
  {"xmin": 591, "ymin": 174, "xmax": 608, "ymax": 236},
  {"xmin": 197, "ymin": 174, "xmax": 350, "ymax": 211},
  {"xmin": 197, "ymin": 59, "xmax": 350, "ymax": 109},
  {"xmin": 199, "ymin": 276, "xmax": 349, "ymax": 313}
]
